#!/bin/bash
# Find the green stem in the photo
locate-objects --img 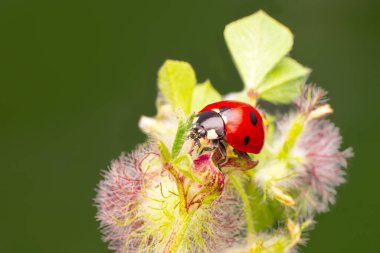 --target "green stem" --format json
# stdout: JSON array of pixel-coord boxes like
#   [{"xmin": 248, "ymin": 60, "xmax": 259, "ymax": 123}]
[
  {"xmin": 166, "ymin": 164, "xmax": 187, "ymax": 215},
  {"xmin": 163, "ymin": 213, "xmax": 192, "ymax": 253},
  {"xmin": 231, "ymin": 175, "xmax": 254, "ymax": 241}
]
